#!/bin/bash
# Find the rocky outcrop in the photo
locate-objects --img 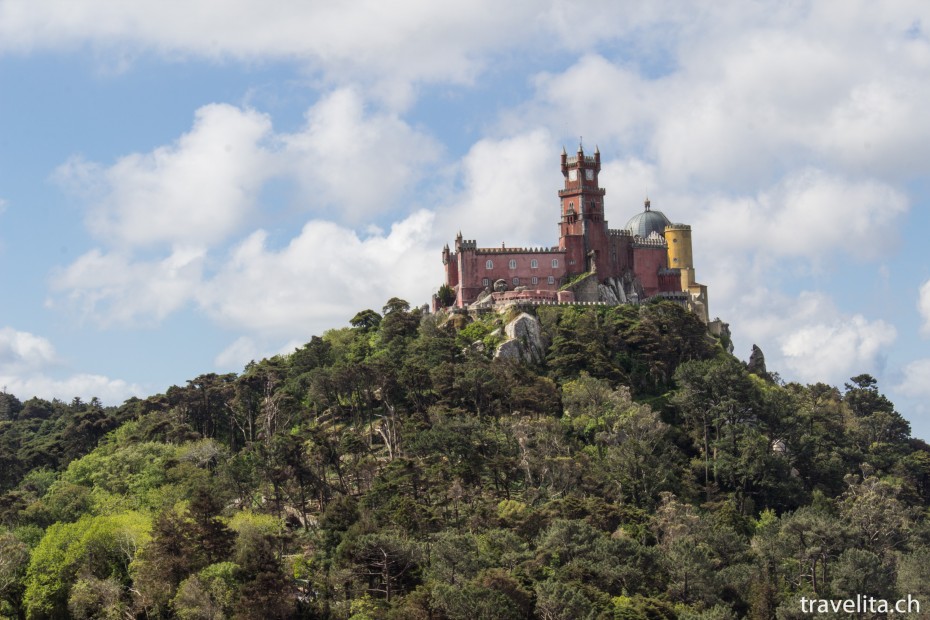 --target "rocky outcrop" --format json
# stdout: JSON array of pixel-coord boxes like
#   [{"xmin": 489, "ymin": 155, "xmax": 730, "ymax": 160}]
[
  {"xmin": 747, "ymin": 344, "xmax": 767, "ymax": 377},
  {"xmin": 494, "ymin": 313, "xmax": 545, "ymax": 364},
  {"xmin": 600, "ymin": 273, "xmax": 643, "ymax": 304}
]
